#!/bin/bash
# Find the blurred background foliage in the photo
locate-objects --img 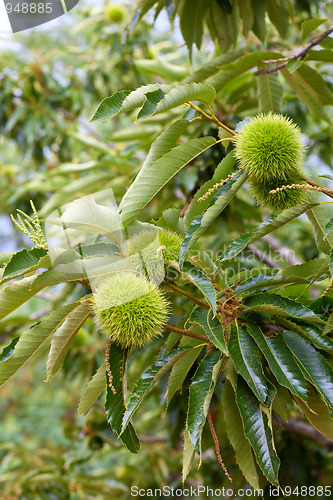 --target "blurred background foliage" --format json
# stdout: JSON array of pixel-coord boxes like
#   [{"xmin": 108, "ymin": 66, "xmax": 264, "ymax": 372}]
[{"xmin": 1, "ymin": 0, "xmax": 333, "ymax": 498}]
